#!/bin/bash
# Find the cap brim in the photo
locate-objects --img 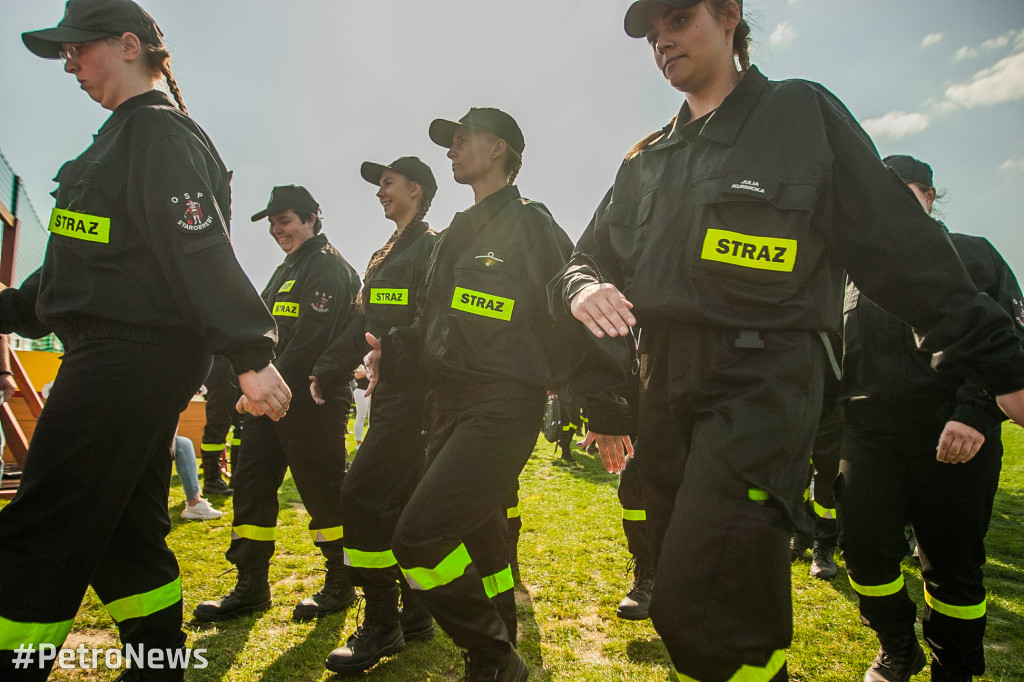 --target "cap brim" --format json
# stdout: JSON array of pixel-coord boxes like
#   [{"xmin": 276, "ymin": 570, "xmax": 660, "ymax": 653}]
[
  {"xmin": 360, "ymin": 162, "xmax": 390, "ymax": 186},
  {"xmin": 428, "ymin": 119, "xmax": 461, "ymax": 149},
  {"xmin": 624, "ymin": 0, "xmax": 702, "ymax": 38},
  {"xmin": 22, "ymin": 27, "xmax": 113, "ymax": 58},
  {"xmin": 250, "ymin": 209, "xmax": 270, "ymax": 222}
]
